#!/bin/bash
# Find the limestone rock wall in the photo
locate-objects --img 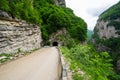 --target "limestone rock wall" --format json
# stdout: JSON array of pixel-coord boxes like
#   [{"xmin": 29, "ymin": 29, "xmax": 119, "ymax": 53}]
[
  {"xmin": 0, "ymin": 12, "xmax": 42, "ymax": 54},
  {"xmin": 95, "ymin": 20, "xmax": 120, "ymax": 39}
]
